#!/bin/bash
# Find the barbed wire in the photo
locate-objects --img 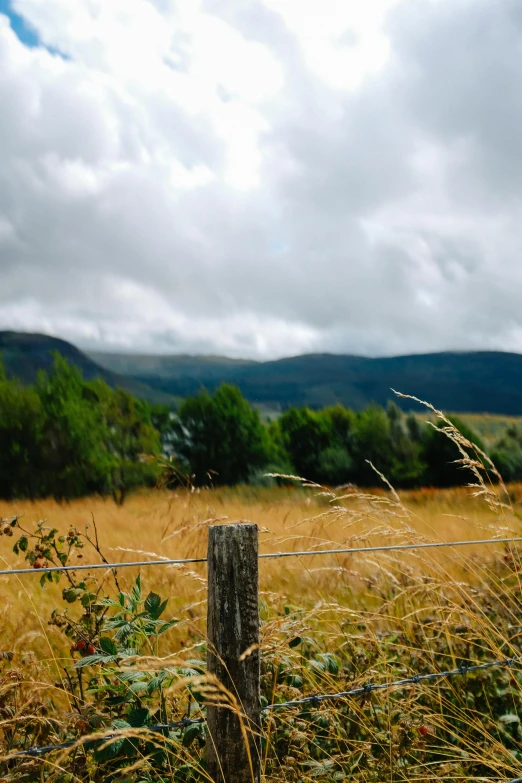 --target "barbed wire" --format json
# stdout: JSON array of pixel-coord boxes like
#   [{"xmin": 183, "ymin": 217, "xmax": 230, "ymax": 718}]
[
  {"xmin": 8, "ymin": 654, "xmax": 522, "ymax": 763},
  {"xmin": 5, "ymin": 536, "xmax": 522, "ymax": 775},
  {"xmin": 9, "ymin": 717, "xmax": 205, "ymax": 759},
  {"xmin": 263, "ymin": 655, "xmax": 522, "ymax": 711},
  {"xmin": 264, "ymin": 656, "xmax": 522, "ymax": 783},
  {"xmin": 1, "ymin": 534, "xmax": 522, "ymax": 577}
]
